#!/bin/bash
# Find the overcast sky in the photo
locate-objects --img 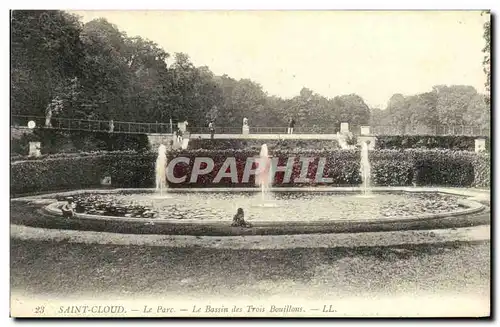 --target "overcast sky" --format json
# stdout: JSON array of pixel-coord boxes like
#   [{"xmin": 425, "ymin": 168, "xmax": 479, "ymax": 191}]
[{"xmin": 71, "ymin": 10, "xmax": 488, "ymax": 108}]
